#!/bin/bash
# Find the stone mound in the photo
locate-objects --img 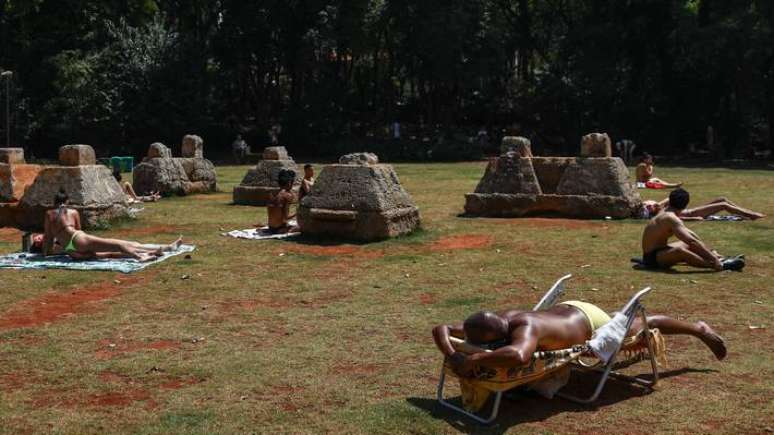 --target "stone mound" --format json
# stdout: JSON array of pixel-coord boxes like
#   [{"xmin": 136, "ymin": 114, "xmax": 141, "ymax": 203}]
[
  {"xmin": 580, "ymin": 132, "xmax": 612, "ymax": 157},
  {"xmin": 13, "ymin": 145, "xmax": 130, "ymax": 230},
  {"xmin": 0, "ymin": 148, "xmax": 25, "ymax": 164},
  {"xmin": 132, "ymin": 136, "xmax": 217, "ymax": 196},
  {"xmin": 500, "ymin": 137, "xmax": 533, "ymax": 157},
  {"xmin": 233, "ymin": 146, "xmax": 300, "ymax": 206},
  {"xmin": 298, "ymin": 156, "xmax": 420, "ymax": 241},
  {"xmin": 465, "ymin": 153, "xmax": 641, "ymax": 219},
  {"xmin": 339, "ymin": 152, "xmax": 379, "ymax": 165},
  {"xmin": 0, "ymin": 163, "xmax": 43, "ymax": 202}
]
